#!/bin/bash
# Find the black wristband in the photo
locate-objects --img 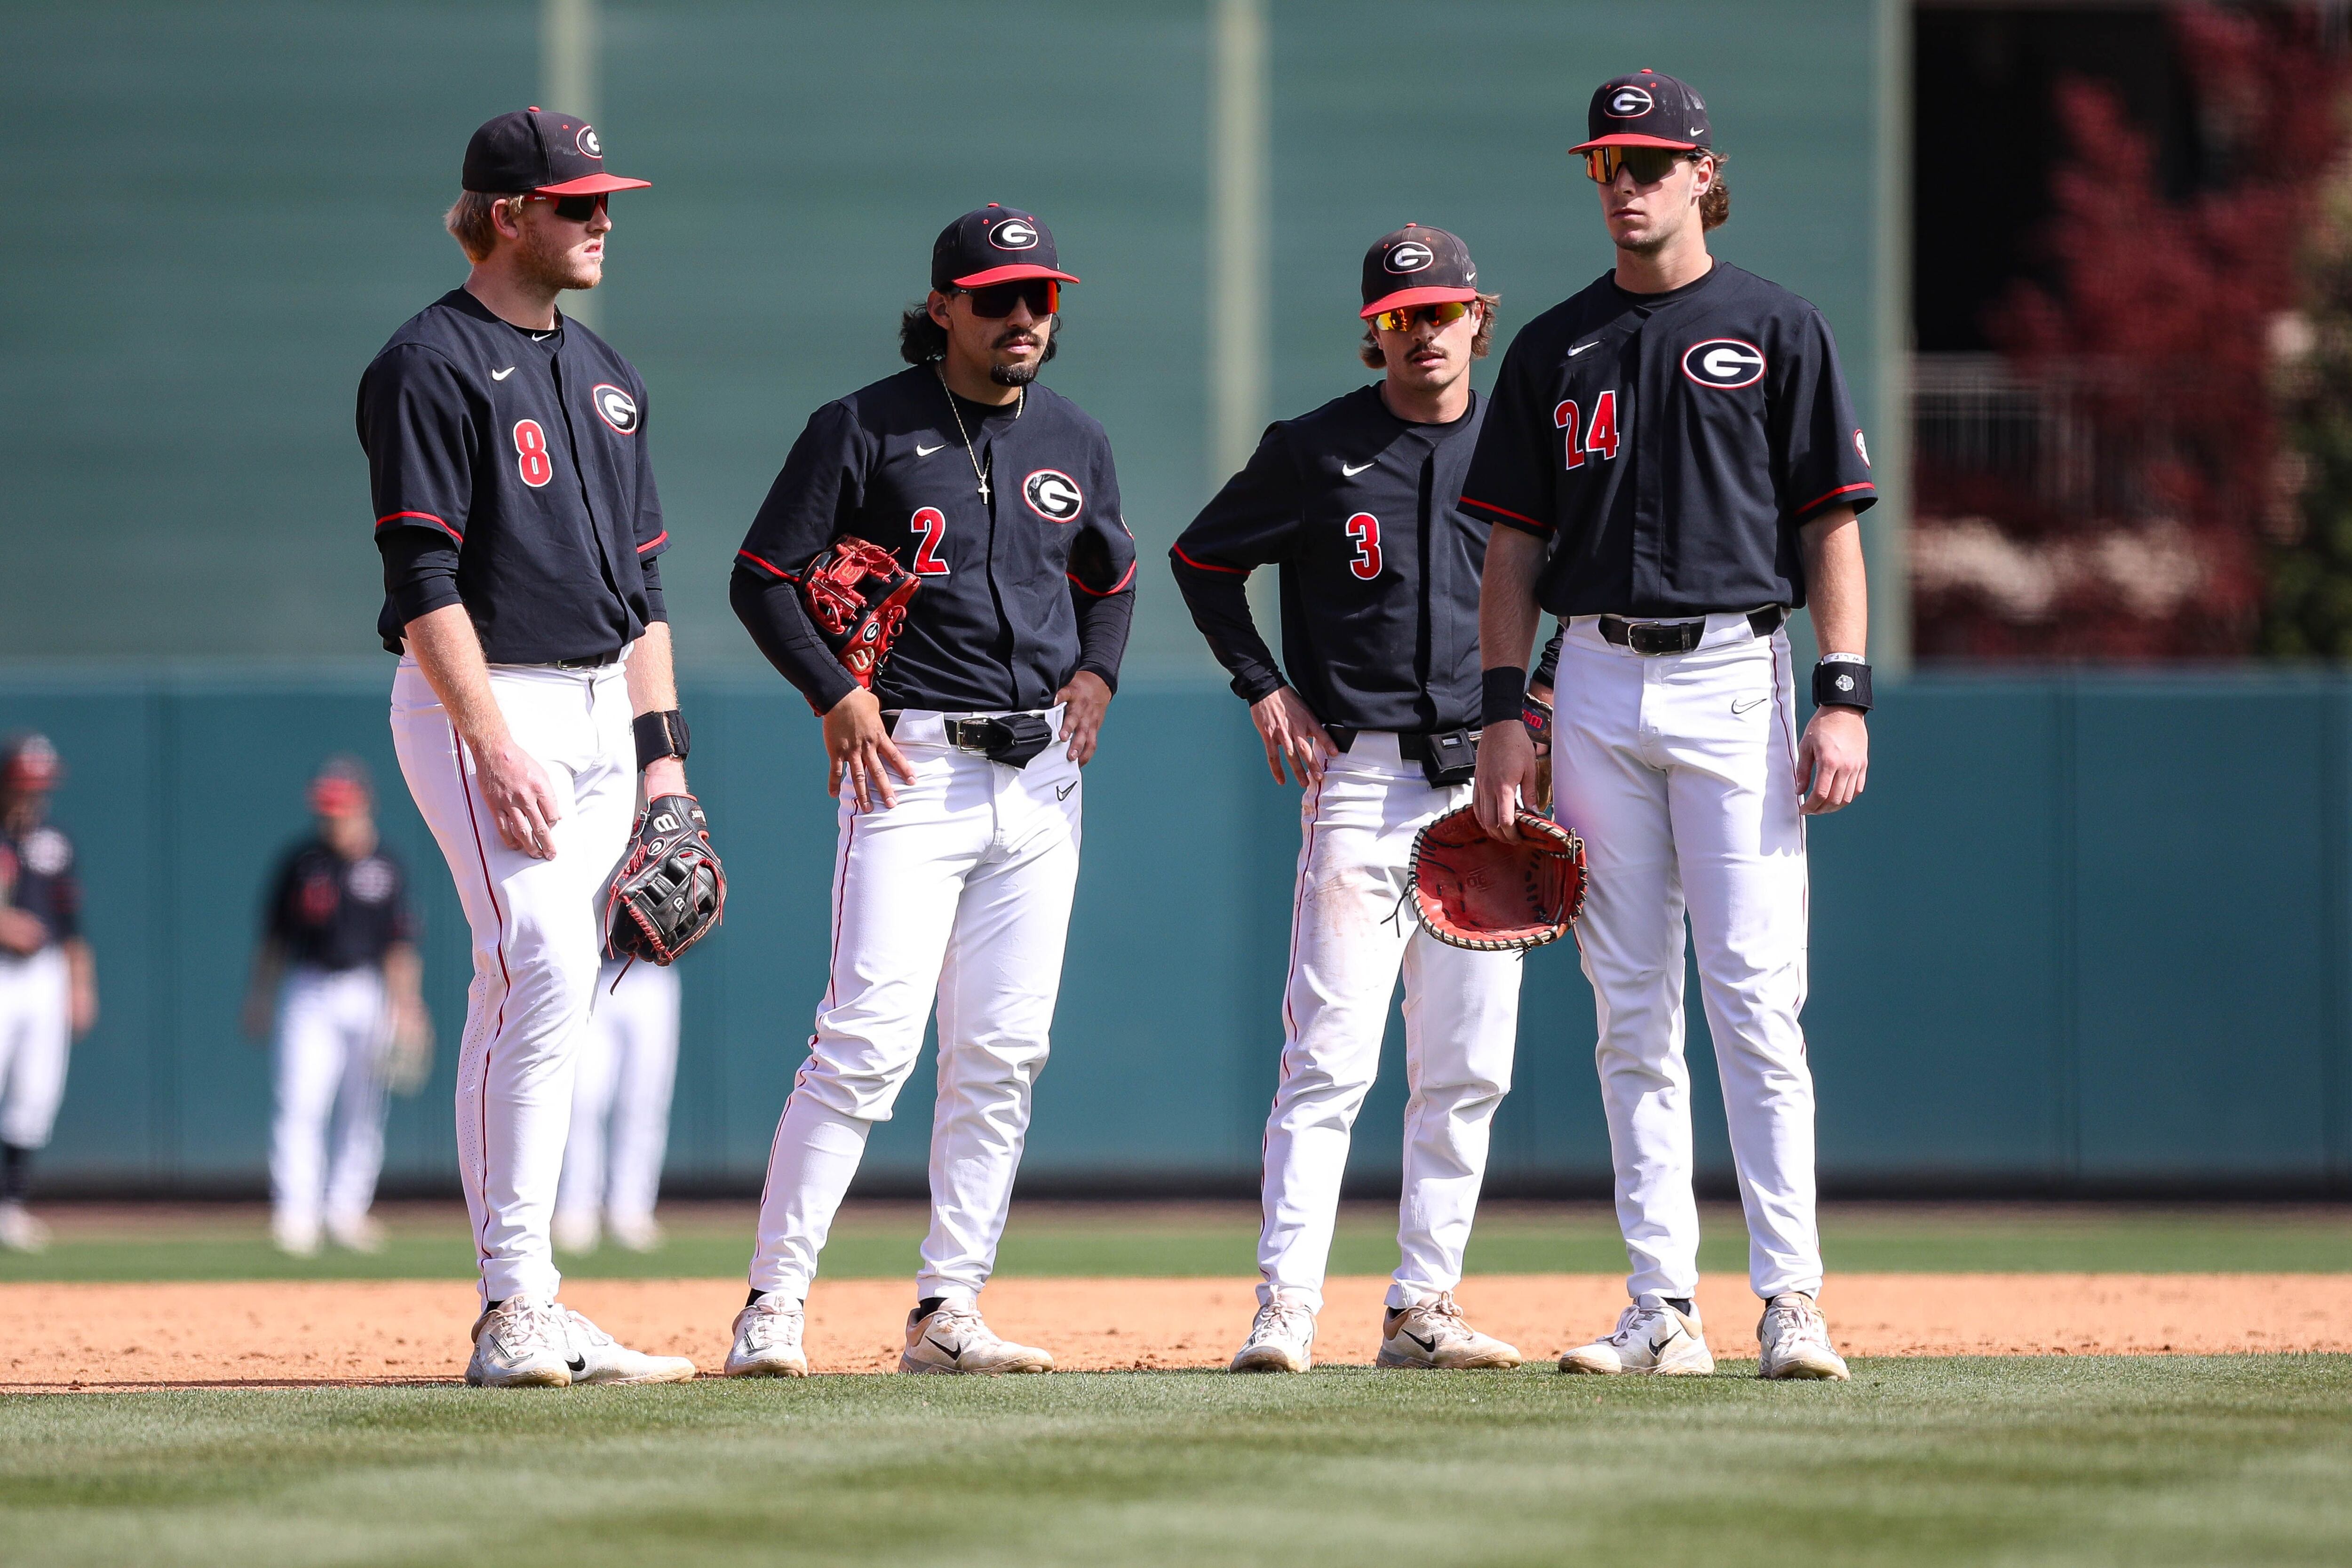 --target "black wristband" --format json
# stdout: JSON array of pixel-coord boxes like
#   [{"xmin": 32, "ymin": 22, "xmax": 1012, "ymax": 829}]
[
  {"xmin": 1812, "ymin": 661, "xmax": 1873, "ymax": 713},
  {"xmin": 633, "ymin": 709, "xmax": 691, "ymax": 769},
  {"xmin": 1482, "ymin": 667, "xmax": 1529, "ymax": 728}
]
